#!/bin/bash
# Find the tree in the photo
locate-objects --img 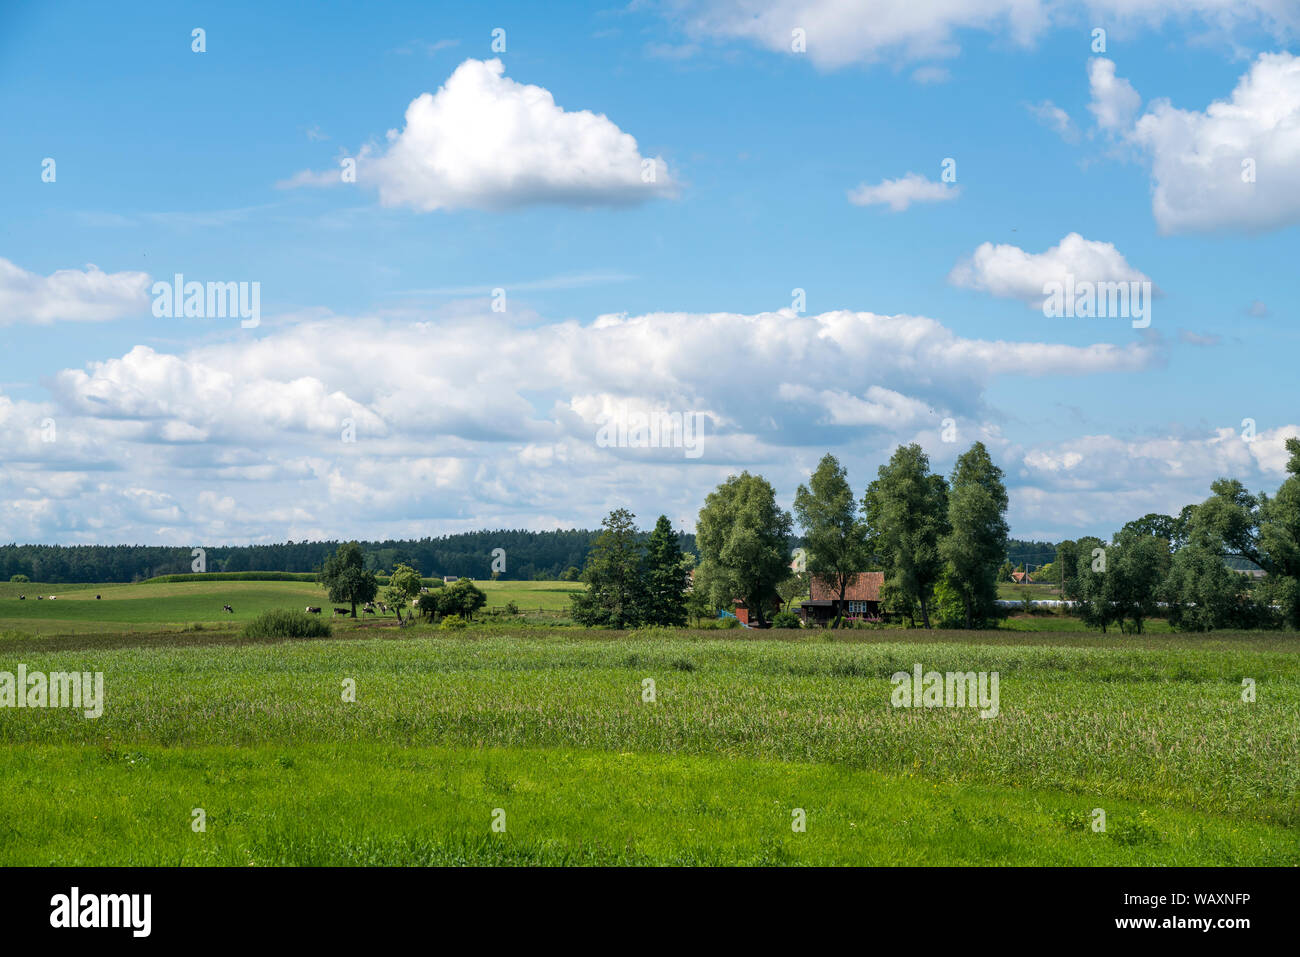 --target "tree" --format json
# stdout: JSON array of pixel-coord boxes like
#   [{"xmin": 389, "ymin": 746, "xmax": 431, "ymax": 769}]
[
  {"xmin": 1055, "ymin": 540, "xmax": 1081, "ymax": 599},
  {"xmin": 1258, "ymin": 437, "xmax": 1300, "ymax": 628},
  {"xmin": 1075, "ymin": 531, "xmax": 1168, "ymax": 634},
  {"xmin": 695, "ymin": 472, "xmax": 793, "ymax": 628},
  {"xmin": 940, "ymin": 442, "xmax": 1009, "ymax": 628},
  {"xmin": 776, "ymin": 570, "xmax": 811, "ymax": 608},
  {"xmin": 1163, "ymin": 543, "xmax": 1250, "ymax": 631},
  {"xmin": 1074, "ymin": 537, "xmax": 1118, "ymax": 633},
  {"xmin": 1108, "ymin": 528, "xmax": 1170, "ymax": 634},
  {"xmin": 1121, "ymin": 513, "xmax": 1181, "ymax": 551},
  {"xmin": 317, "ymin": 542, "xmax": 378, "ymax": 618},
  {"xmin": 437, "ymin": 578, "xmax": 487, "ymax": 621},
  {"xmin": 383, "ymin": 563, "xmax": 423, "ymax": 622},
  {"xmin": 794, "ymin": 454, "xmax": 871, "ymax": 629},
  {"xmin": 643, "ymin": 515, "xmax": 689, "ymax": 626},
  {"xmin": 569, "ymin": 509, "xmax": 647, "ymax": 629},
  {"xmin": 862, "ymin": 444, "xmax": 949, "ymax": 629}
]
